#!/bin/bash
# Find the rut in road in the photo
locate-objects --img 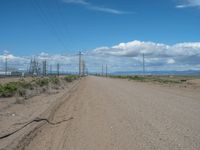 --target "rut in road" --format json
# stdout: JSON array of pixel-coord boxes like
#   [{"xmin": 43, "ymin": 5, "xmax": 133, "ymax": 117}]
[
  {"xmin": 25, "ymin": 76, "xmax": 200, "ymax": 150},
  {"xmin": 0, "ymin": 117, "xmax": 73, "ymax": 140}
]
